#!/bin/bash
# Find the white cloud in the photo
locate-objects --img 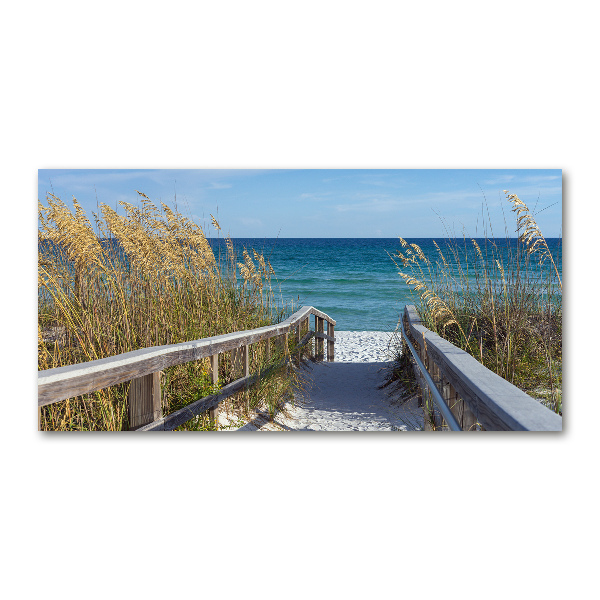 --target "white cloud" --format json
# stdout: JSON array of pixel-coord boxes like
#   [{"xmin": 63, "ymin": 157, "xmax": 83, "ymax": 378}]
[
  {"xmin": 240, "ymin": 217, "xmax": 263, "ymax": 227},
  {"xmin": 207, "ymin": 182, "xmax": 232, "ymax": 189}
]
